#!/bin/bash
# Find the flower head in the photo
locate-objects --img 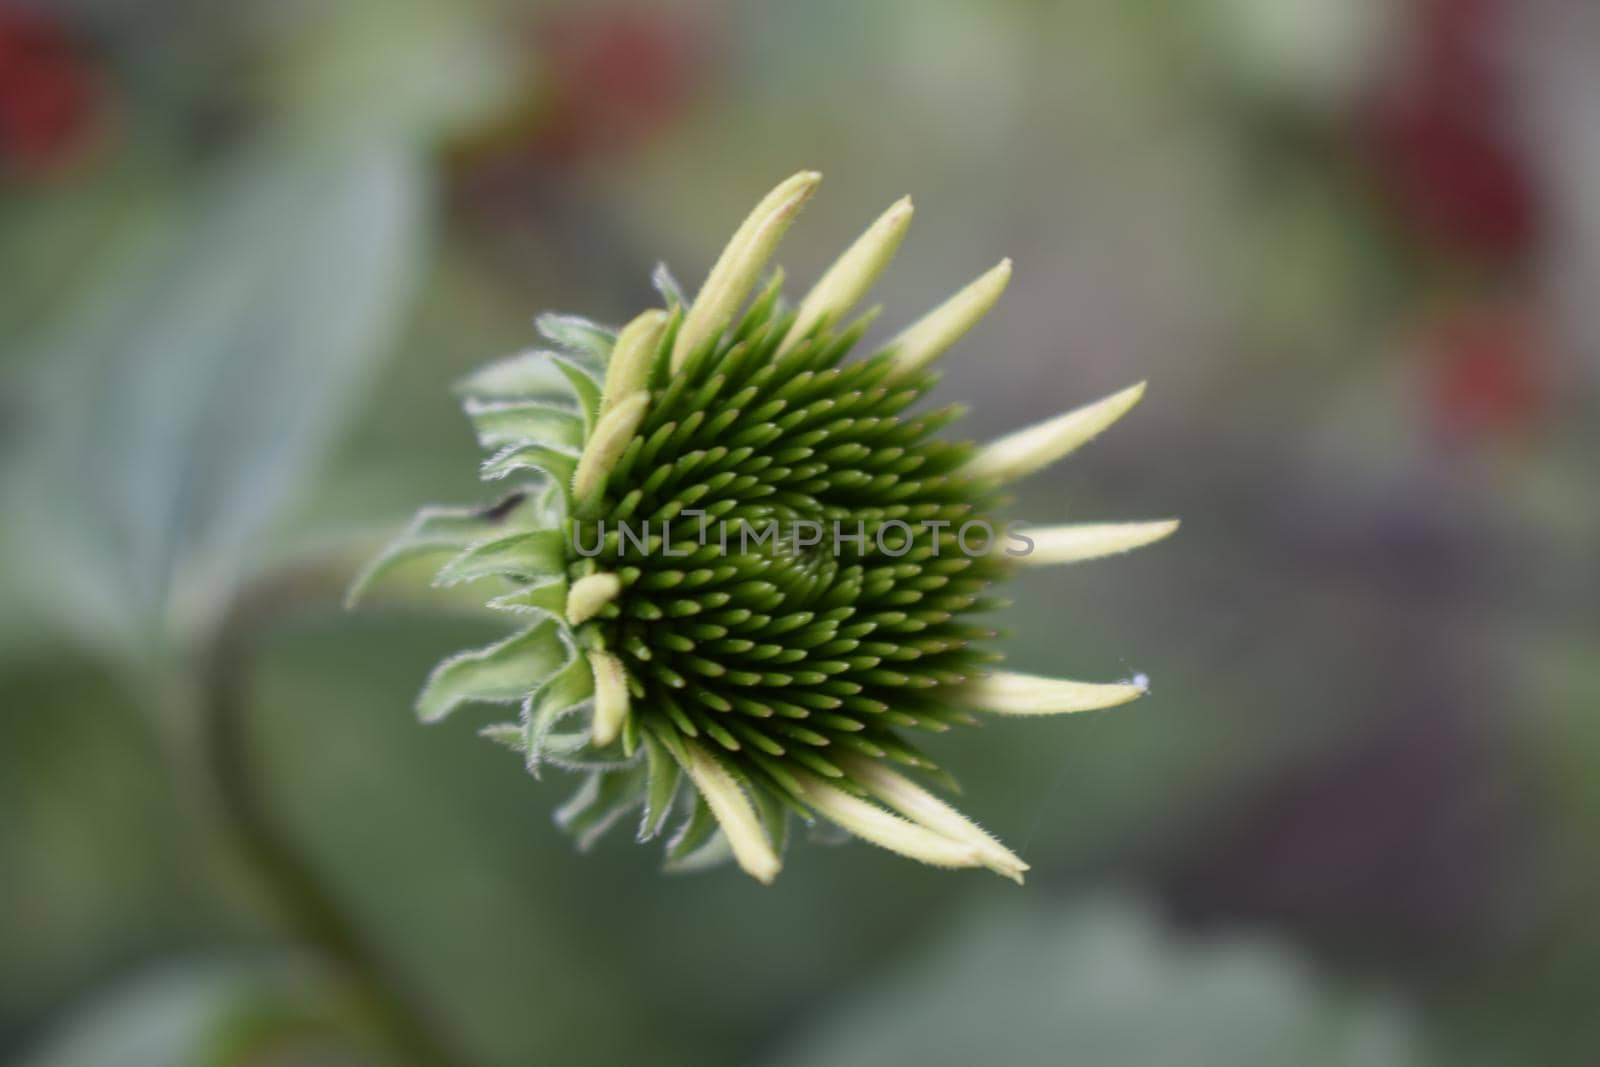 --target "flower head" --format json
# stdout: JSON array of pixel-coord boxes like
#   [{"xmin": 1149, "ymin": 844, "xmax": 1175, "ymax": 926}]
[{"xmin": 353, "ymin": 173, "xmax": 1176, "ymax": 883}]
